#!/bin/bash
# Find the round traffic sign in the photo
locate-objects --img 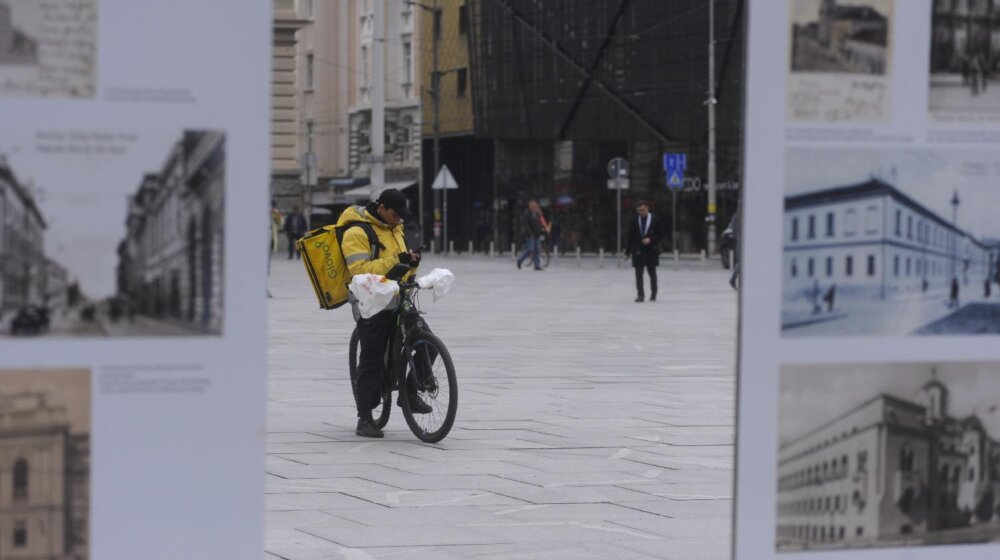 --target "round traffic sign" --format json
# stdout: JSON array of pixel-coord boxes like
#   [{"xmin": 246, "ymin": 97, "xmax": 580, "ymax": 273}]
[{"xmin": 607, "ymin": 157, "xmax": 629, "ymax": 179}]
